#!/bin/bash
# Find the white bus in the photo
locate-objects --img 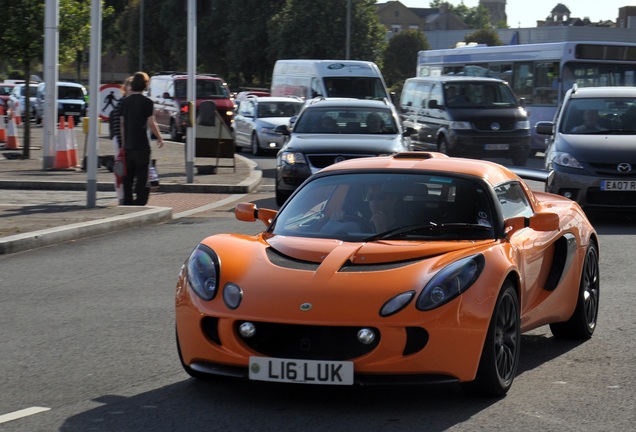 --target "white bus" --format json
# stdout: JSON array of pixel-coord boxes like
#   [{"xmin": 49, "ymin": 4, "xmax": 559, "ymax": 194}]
[
  {"xmin": 416, "ymin": 41, "xmax": 636, "ymax": 153},
  {"xmin": 271, "ymin": 59, "xmax": 391, "ymax": 101}
]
